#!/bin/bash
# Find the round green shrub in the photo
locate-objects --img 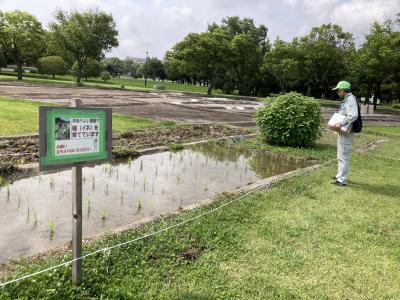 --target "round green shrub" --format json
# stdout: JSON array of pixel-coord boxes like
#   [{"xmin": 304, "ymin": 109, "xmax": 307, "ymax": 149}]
[
  {"xmin": 255, "ymin": 92, "xmax": 322, "ymax": 147},
  {"xmin": 392, "ymin": 103, "xmax": 400, "ymax": 109}
]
